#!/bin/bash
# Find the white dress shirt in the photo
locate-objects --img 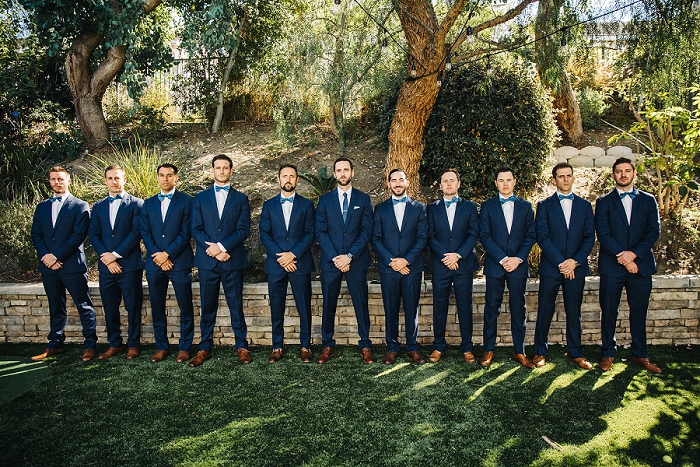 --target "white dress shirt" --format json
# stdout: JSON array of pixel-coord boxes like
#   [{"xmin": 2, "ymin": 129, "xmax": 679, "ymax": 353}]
[
  {"xmin": 392, "ymin": 195, "xmax": 407, "ymax": 231},
  {"xmin": 160, "ymin": 189, "xmax": 175, "ymax": 222},
  {"xmin": 557, "ymin": 191, "xmax": 573, "ymax": 229},
  {"xmin": 616, "ymin": 187, "xmax": 634, "ymax": 223},
  {"xmin": 281, "ymin": 193, "xmax": 294, "ymax": 230},
  {"xmin": 499, "ymin": 195, "xmax": 515, "ymax": 234},
  {"xmin": 109, "ymin": 191, "xmax": 126, "ymax": 229},
  {"xmin": 444, "ymin": 197, "xmax": 457, "ymax": 230},
  {"xmin": 51, "ymin": 192, "xmax": 69, "ymax": 227},
  {"xmin": 214, "ymin": 183, "xmax": 229, "ymax": 219}
]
